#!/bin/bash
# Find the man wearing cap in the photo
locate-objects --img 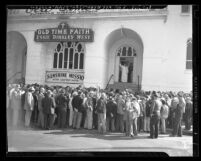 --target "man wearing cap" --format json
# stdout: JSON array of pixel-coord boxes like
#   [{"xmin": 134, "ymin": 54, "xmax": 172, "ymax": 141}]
[
  {"xmin": 56, "ymin": 89, "xmax": 68, "ymax": 128},
  {"xmin": 149, "ymin": 93, "xmax": 162, "ymax": 139},
  {"xmin": 24, "ymin": 86, "xmax": 35, "ymax": 128},
  {"xmin": 42, "ymin": 90, "xmax": 55, "ymax": 130},
  {"xmin": 184, "ymin": 97, "xmax": 192, "ymax": 130},
  {"xmin": 170, "ymin": 92, "xmax": 186, "ymax": 137}
]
